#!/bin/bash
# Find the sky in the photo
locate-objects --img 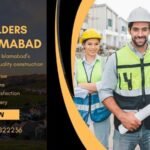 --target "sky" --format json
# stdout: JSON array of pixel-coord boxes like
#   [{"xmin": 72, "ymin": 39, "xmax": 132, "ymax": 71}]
[{"xmin": 95, "ymin": 0, "xmax": 150, "ymax": 20}]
